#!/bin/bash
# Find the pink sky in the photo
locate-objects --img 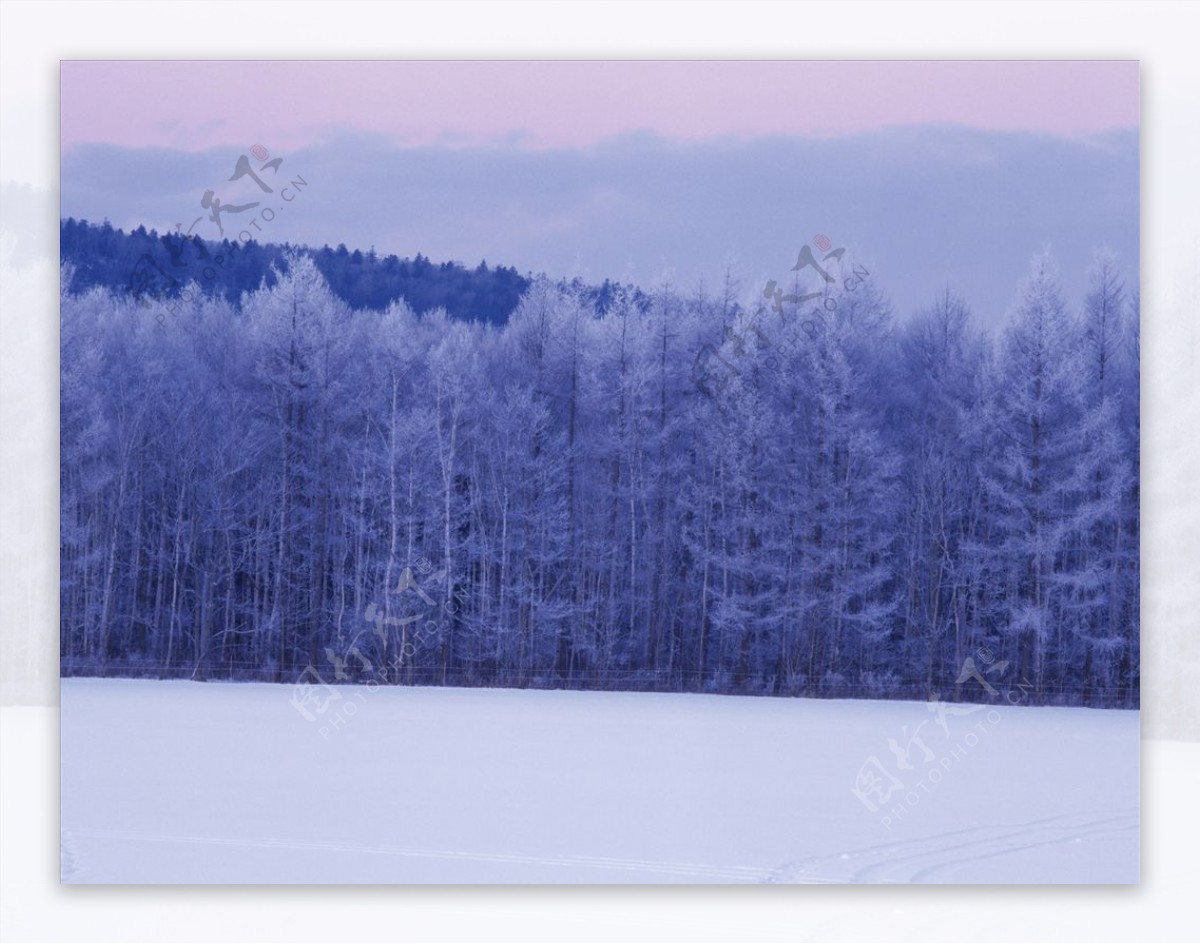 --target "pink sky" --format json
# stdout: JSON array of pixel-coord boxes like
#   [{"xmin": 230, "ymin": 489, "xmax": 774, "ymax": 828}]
[{"xmin": 60, "ymin": 60, "xmax": 1138, "ymax": 151}]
